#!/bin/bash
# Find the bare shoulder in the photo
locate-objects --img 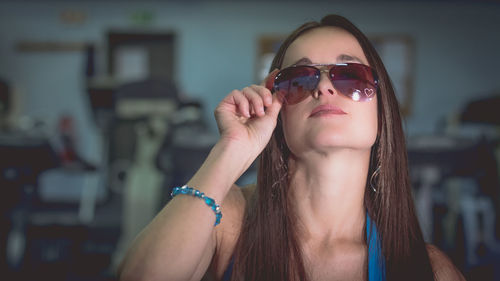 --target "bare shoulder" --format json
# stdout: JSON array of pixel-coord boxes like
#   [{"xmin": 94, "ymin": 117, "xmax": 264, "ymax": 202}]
[
  {"xmin": 209, "ymin": 183, "xmax": 256, "ymax": 278},
  {"xmin": 426, "ymin": 244, "xmax": 466, "ymax": 281}
]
